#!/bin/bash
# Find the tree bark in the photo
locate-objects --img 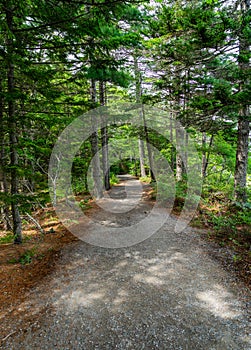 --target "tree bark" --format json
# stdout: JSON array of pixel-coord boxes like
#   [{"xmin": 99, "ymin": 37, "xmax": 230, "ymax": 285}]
[
  {"xmin": 0, "ymin": 75, "xmax": 12, "ymax": 230},
  {"xmin": 90, "ymin": 79, "xmax": 103, "ymax": 199},
  {"xmin": 202, "ymin": 134, "xmax": 213, "ymax": 178},
  {"xmin": 173, "ymin": 73, "xmax": 186, "ymax": 182},
  {"xmin": 169, "ymin": 111, "xmax": 175, "ymax": 171},
  {"xmin": 99, "ymin": 80, "xmax": 110, "ymax": 190},
  {"xmin": 6, "ymin": 7, "xmax": 22, "ymax": 243},
  {"xmin": 201, "ymin": 132, "xmax": 207, "ymax": 178},
  {"xmin": 134, "ymin": 54, "xmax": 147, "ymax": 178},
  {"xmin": 138, "ymin": 139, "xmax": 146, "ymax": 177},
  {"xmin": 176, "ymin": 153, "xmax": 183, "ymax": 182},
  {"xmin": 234, "ymin": 0, "xmax": 250, "ymax": 202},
  {"xmin": 175, "ymin": 120, "xmax": 185, "ymax": 182},
  {"xmin": 234, "ymin": 116, "xmax": 250, "ymax": 202},
  {"xmin": 142, "ymin": 105, "xmax": 156, "ymax": 181},
  {"xmin": 134, "ymin": 53, "xmax": 155, "ymax": 181}
]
